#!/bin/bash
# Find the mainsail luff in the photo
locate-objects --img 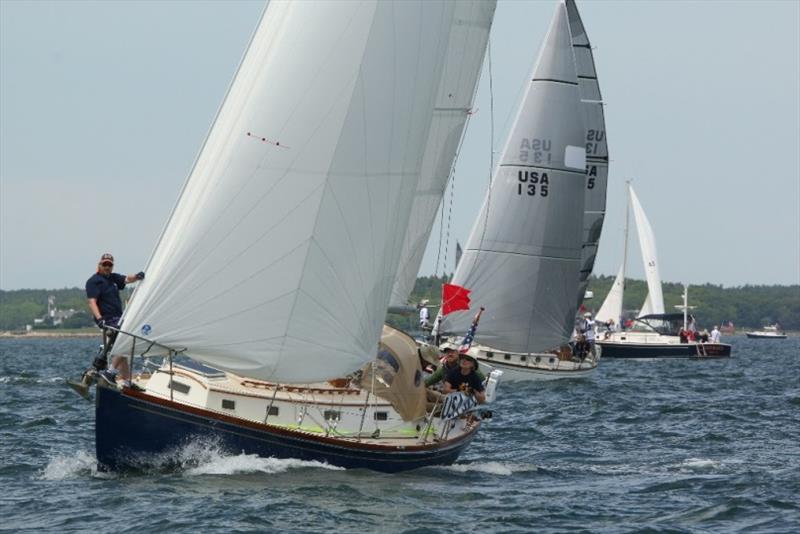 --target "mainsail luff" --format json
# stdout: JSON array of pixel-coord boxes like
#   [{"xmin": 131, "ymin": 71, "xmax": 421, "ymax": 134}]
[
  {"xmin": 389, "ymin": 1, "xmax": 495, "ymax": 307},
  {"xmin": 565, "ymin": 0, "xmax": 610, "ymax": 307},
  {"xmin": 440, "ymin": 1, "xmax": 587, "ymax": 354},
  {"xmin": 114, "ymin": 1, "xmax": 494, "ymax": 383}
]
